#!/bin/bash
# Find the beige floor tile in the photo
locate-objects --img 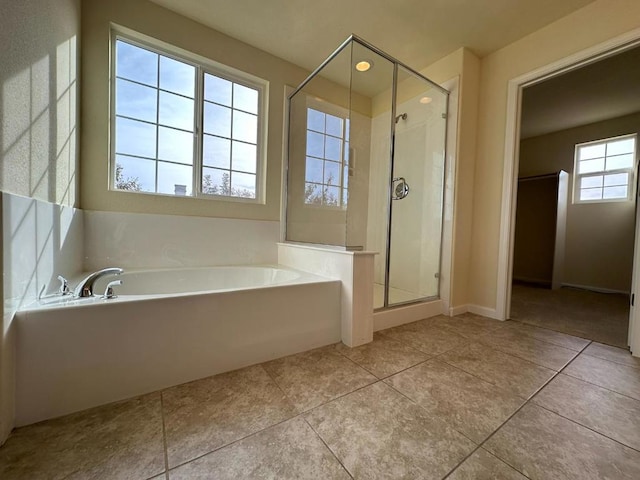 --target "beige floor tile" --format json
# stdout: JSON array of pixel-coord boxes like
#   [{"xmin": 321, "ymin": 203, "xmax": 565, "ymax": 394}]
[
  {"xmin": 485, "ymin": 404, "xmax": 640, "ymax": 479},
  {"xmin": 162, "ymin": 364, "xmax": 297, "ymax": 468},
  {"xmin": 445, "ymin": 313, "xmax": 507, "ymax": 338},
  {"xmin": 336, "ymin": 332, "xmax": 430, "ymax": 378},
  {"xmin": 168, "ymin": 417, "xmax": 349, "ymax": 479},
  {"xmin": 564, "ymin": 353, "xmax": 640, "ymax": 400},
  {"xmin": 381, "ymin": 320, "xmax": 469, "ymax": 355},
  {"xmin": 439, "ymin": 342, "xmax": 555, "ymax": 399},
  {"xmin": 305, "ymin": 382, "xmax": 476, "ymax": 479},
  {"xmin": 262, "ymin": 345, "xmax": 376, "ymax": 412},
  {"xmin": 386, "ymin": 360, "xmax": 524, "ymax": 442},
  {"xmin": 447, "ymin": 448, "xmax": 527, "ymax": 480},
  {"xmin": 583, "ymin": 342, "xmax": 640, "ymax": 368},
  {"xmin": 534, "ymin": 373, "xmax": 640, "ymax": 450},
  {"xmin": 0, "ymin": 393, "xmax": 164, "ymax": 480},
  {"xmin": 504, "ymin": 321, "xmax": 590, "ymax": 351},
  {"xmin": 477, "ymin": 326, "xmax": 579, "ymax": 370}
]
